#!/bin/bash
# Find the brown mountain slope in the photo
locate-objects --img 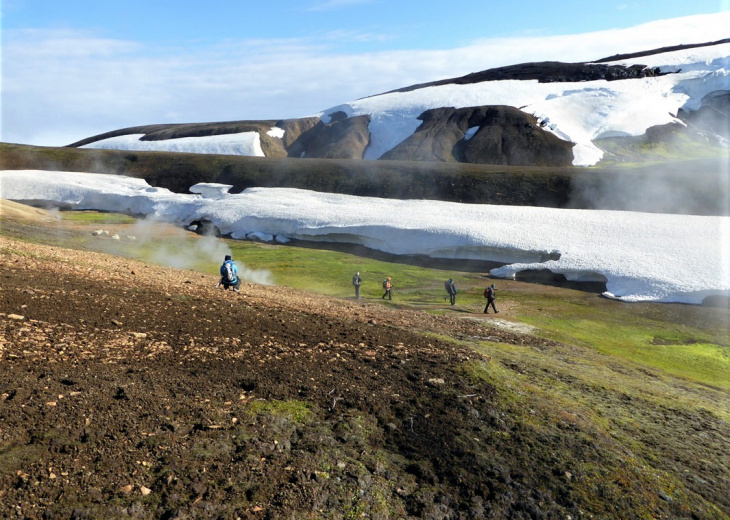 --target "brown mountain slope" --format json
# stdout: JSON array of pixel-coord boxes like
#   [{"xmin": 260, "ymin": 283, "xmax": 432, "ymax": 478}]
[
  {"xmin": 1, "ymin": 207, "xmax": 728, "ymax": 519},
  {"xmin": 381, "ymin": 106, "xmax": 574, "ymax": 166}
]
